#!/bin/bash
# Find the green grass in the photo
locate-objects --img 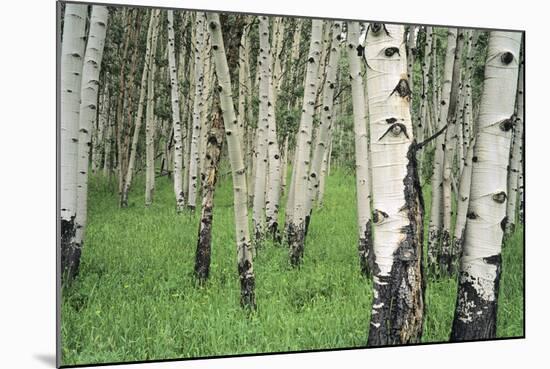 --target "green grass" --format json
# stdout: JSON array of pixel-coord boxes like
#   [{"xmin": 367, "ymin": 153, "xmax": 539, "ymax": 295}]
[{"xmin": 61, "ymin": 168, "xmax": 524, "ymax": 366}]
